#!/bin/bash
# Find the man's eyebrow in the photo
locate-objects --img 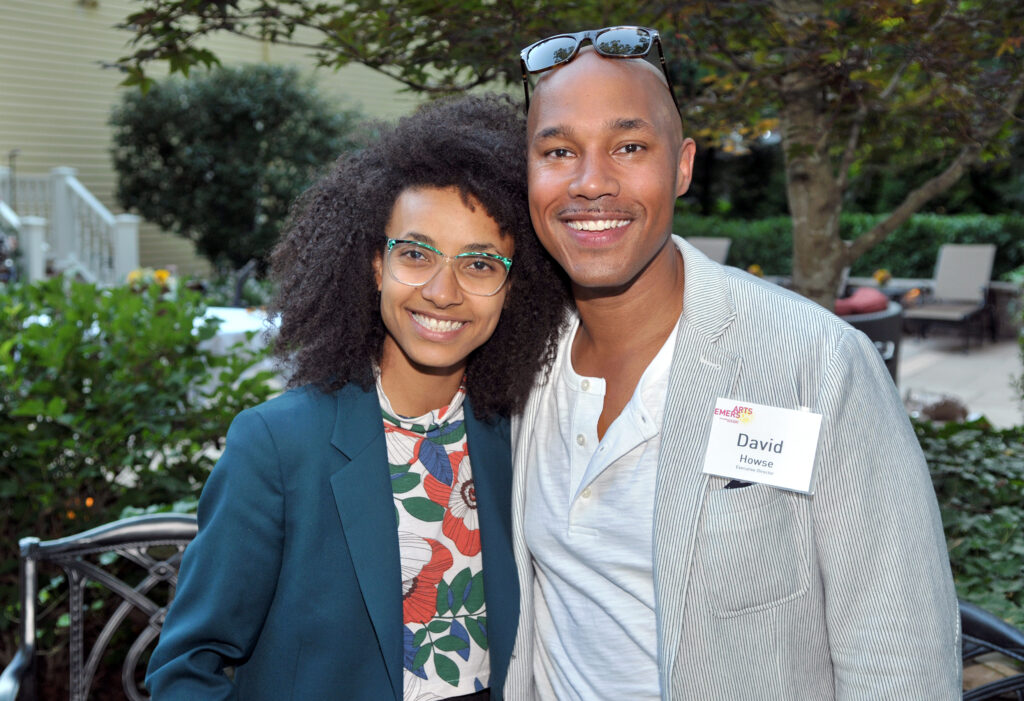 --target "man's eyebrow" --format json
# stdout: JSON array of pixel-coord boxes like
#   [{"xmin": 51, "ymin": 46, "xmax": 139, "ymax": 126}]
[
  {"xmin": 535, "ymin": 125, "xmax": 573, "ymax": 140},
  {"xmin": 534, "ymin": 119, "xmax": 654, "ymax": 140},
  {"xmin": 610, "ymin": 117, "xmax": 654, "ymax": 131}
]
